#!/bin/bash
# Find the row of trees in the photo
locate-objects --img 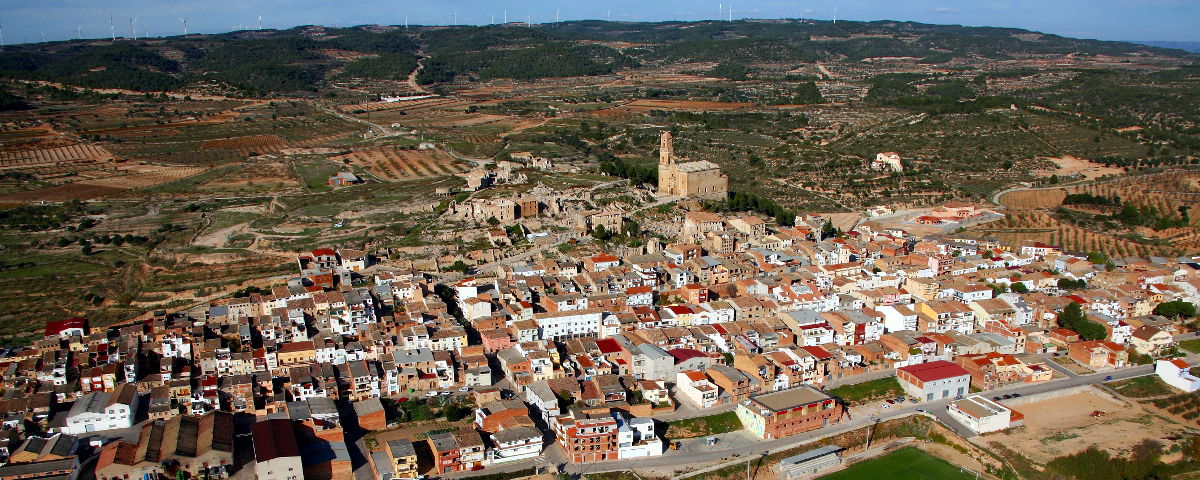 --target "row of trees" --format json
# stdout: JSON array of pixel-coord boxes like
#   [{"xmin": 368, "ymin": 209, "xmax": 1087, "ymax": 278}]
[
  {"xmin": 1063, "ymin": 193, "xmax": 1120, "ymax": 206},
  {"xmin": 704, "ymin": 191, "xmax": 797, "ymax": 227},
  {"xmin": 597, "ymin": 153, "xmax": 657, "ymax": 186}
]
